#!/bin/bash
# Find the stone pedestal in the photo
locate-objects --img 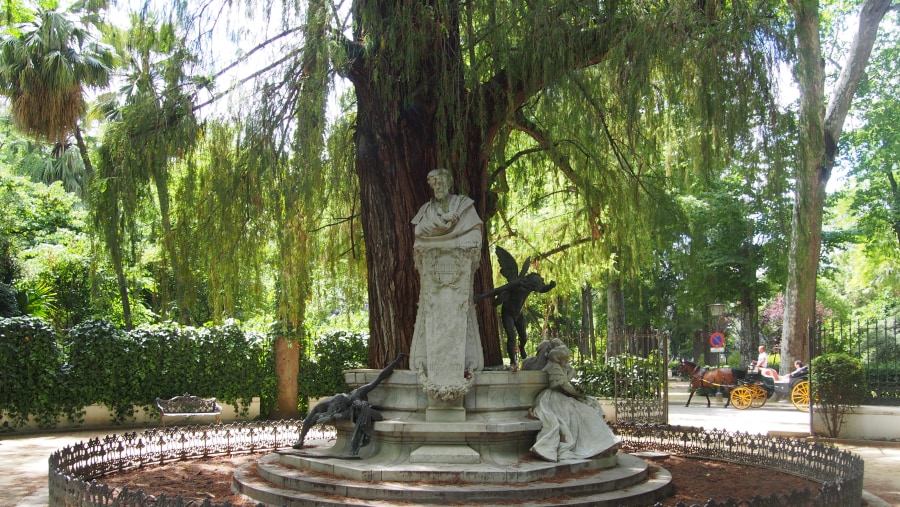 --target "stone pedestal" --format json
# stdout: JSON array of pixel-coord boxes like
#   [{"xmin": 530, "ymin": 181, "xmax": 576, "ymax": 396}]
[
  {"xmin": 233, "ymin": 370, "xmax": 673, "ymax": 507},
  {"xmin": 337, "ymin": 369, "xmax": 546, "ymax": 464},
  {"xmin": 410, "ymin": 245, "xmax": 483, "ymax": 420}
]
